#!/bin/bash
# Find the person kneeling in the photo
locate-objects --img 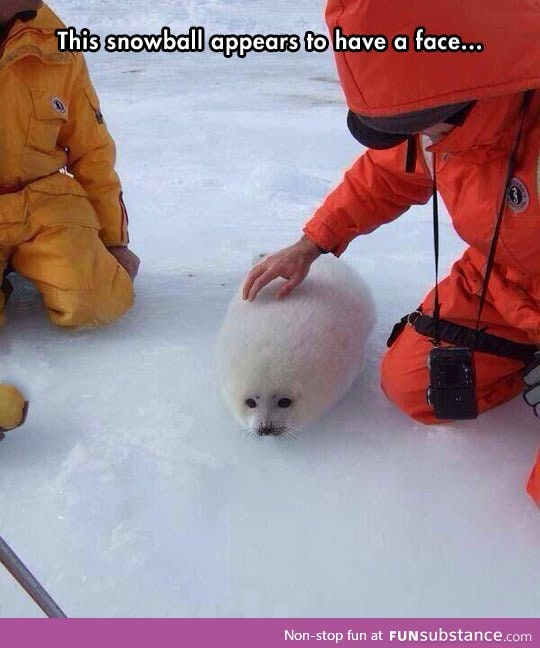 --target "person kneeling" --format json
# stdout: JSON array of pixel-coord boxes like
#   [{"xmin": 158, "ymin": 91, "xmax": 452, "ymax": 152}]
[{"xmin": 0, "ymin": 1, "xmax": 140, "ymax": 431}]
